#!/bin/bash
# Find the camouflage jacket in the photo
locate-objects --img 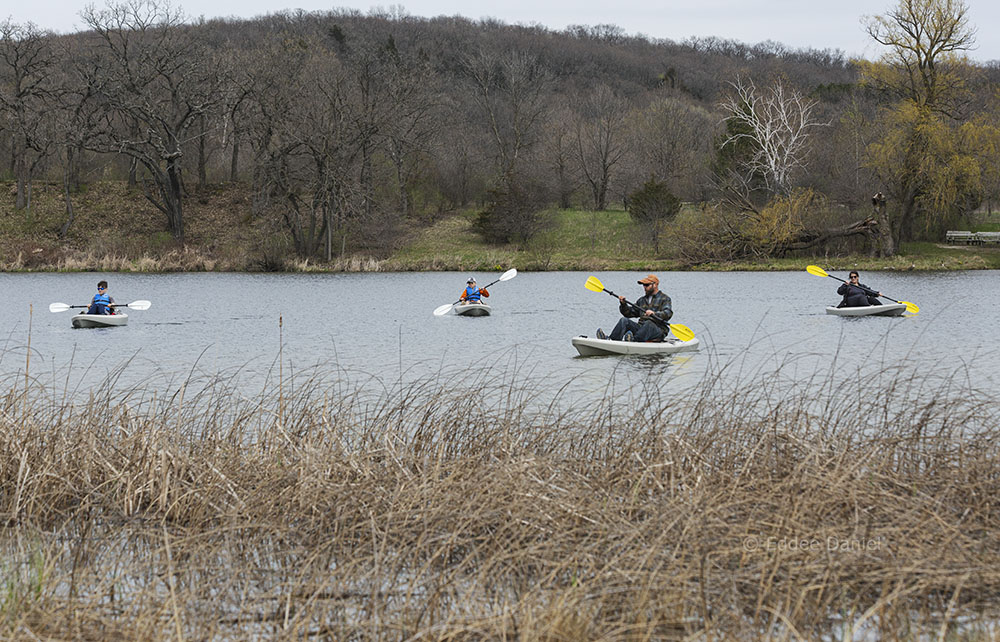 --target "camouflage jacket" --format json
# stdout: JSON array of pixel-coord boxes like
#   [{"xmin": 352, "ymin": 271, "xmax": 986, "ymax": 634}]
[{"xmin": 620, "ymin": 290, "xmax": 672, "ymax": 327}]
